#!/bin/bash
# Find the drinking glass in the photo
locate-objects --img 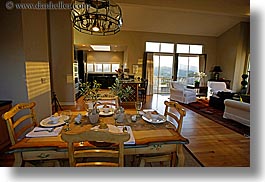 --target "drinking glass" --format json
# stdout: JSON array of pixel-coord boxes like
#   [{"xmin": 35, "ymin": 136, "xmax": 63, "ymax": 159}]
[
  {"xmin": 113, "ymin": 113, "xmax": 119, "ymax": 126},
  {"xmin": 135, "ymin": 101, "xmax": 142, "ymax": 118},
  {"xmin": 62, "ymin": 110, "xmax": 72, "ymax": 131}
]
